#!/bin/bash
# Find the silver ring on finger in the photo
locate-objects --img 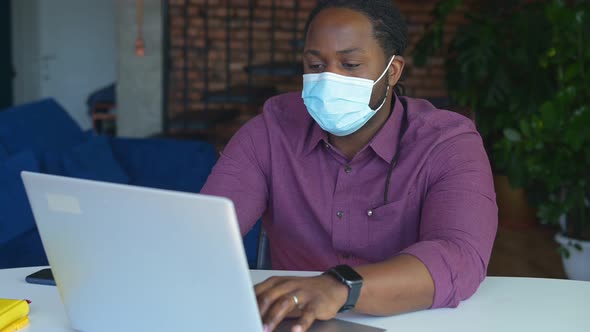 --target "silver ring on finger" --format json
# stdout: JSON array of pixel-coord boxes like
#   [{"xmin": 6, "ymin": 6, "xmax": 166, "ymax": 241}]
[{"xmin": 292, "ymin": 294, "xmax": 299, "ymax": 306}]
